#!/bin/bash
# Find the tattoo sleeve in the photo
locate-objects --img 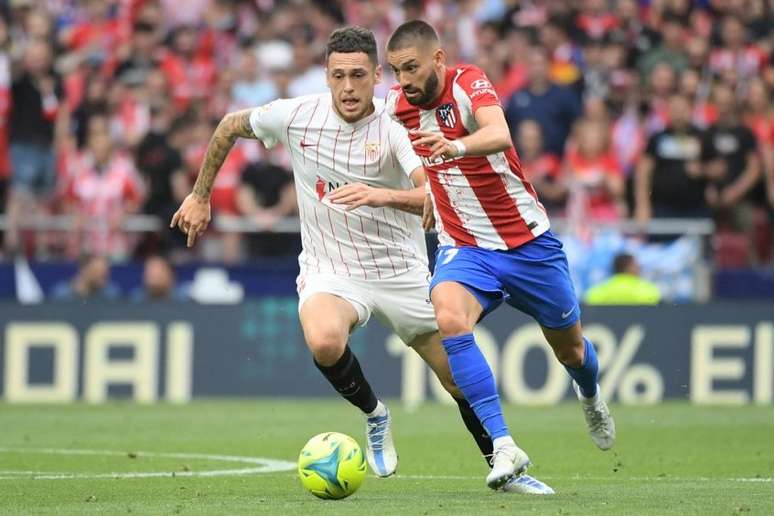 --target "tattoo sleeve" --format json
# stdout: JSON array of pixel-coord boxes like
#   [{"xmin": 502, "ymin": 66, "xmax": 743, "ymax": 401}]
[{"xmin": 192, "ymin": 109, "xmax": 256, "ymax": 200}]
